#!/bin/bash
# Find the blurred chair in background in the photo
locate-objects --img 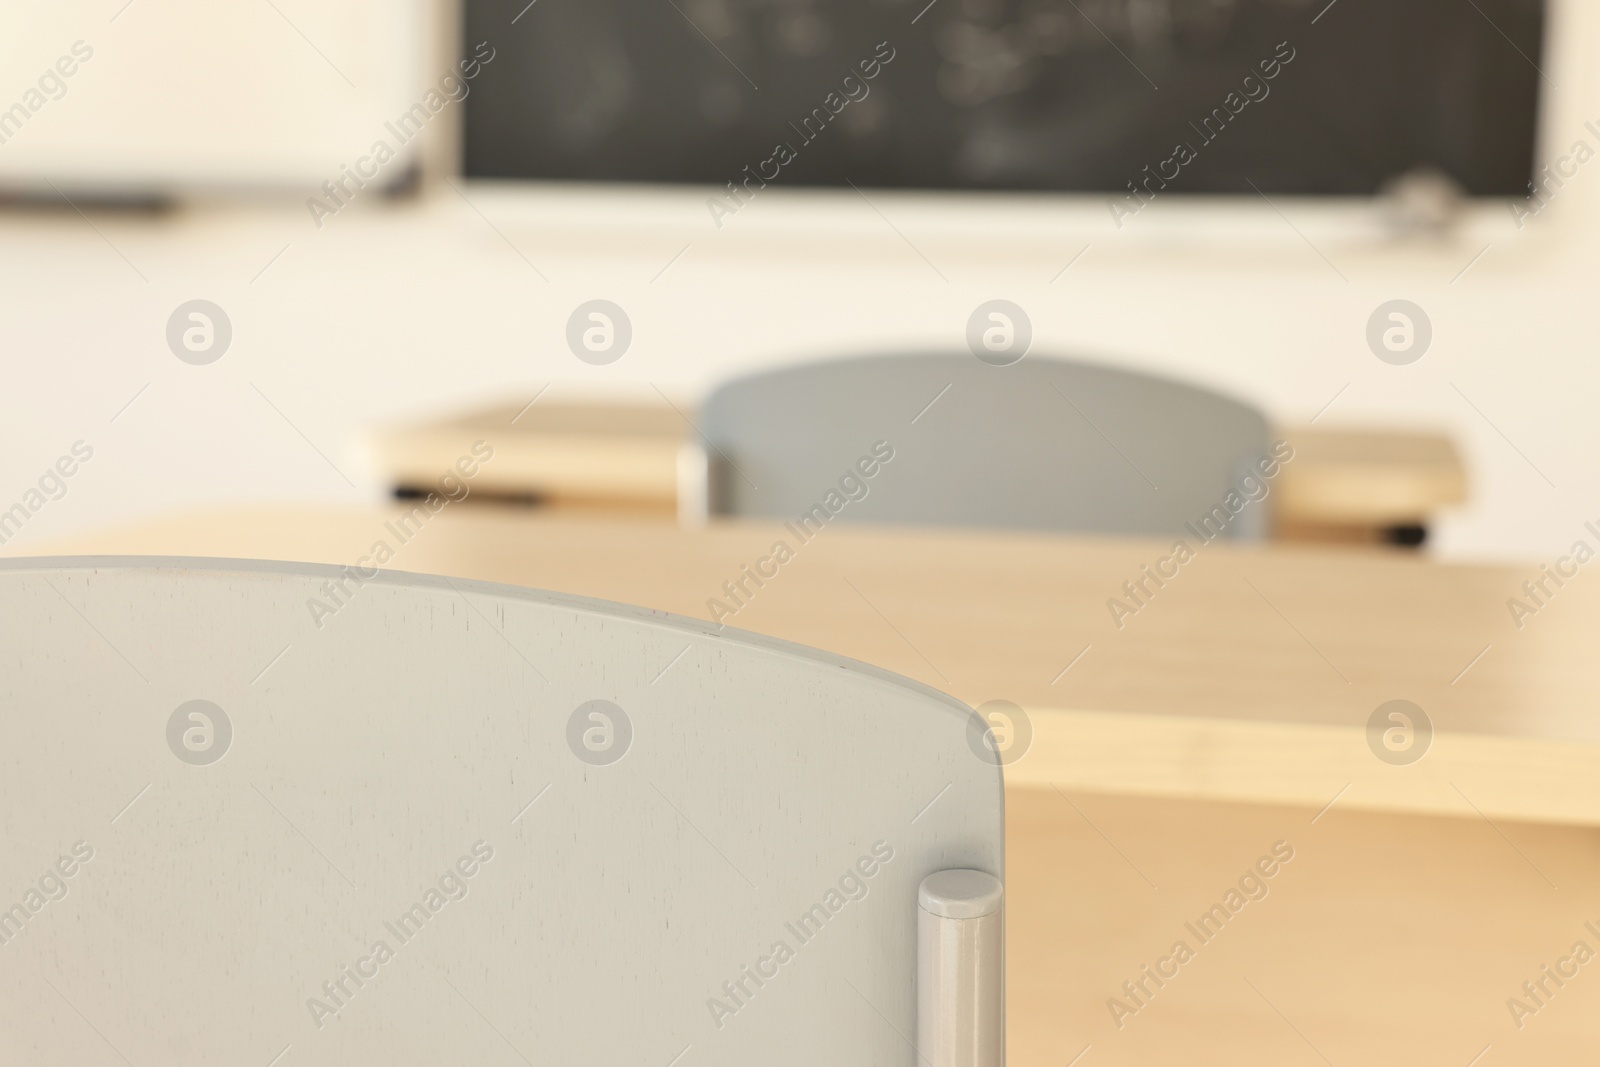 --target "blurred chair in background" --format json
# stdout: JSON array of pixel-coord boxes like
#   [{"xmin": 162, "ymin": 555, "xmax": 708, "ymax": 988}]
[{"xmin": 700, "ymin": 354, "xmax": 1274, "ymax": 540}]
